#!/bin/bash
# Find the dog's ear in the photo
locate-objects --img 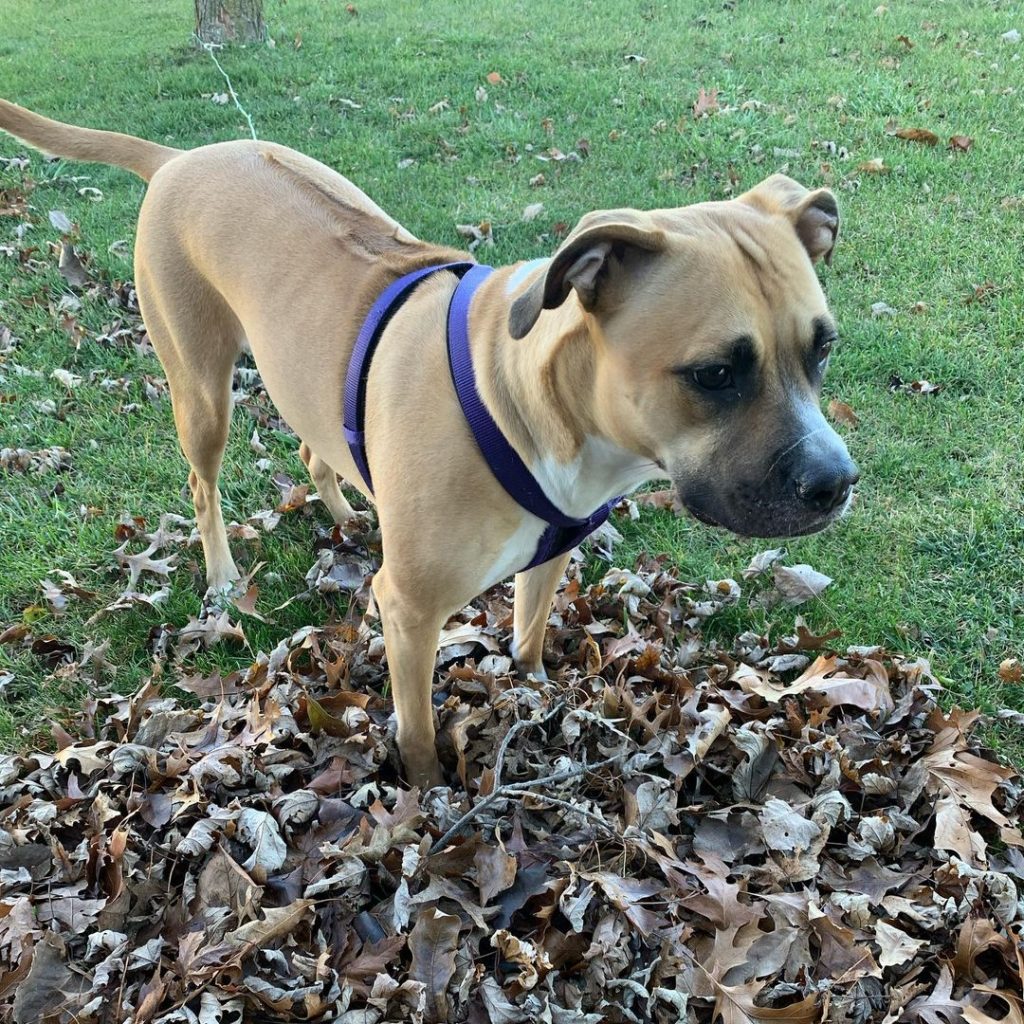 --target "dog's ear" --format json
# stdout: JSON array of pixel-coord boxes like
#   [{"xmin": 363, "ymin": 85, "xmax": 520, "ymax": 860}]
[
  {"xmin": 740, "ymin": 174, "xmax": 840, "ymax": 265},
  {"xmin": 508, "ymin": 211, "xmax": 666, "ymax": 339}
]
